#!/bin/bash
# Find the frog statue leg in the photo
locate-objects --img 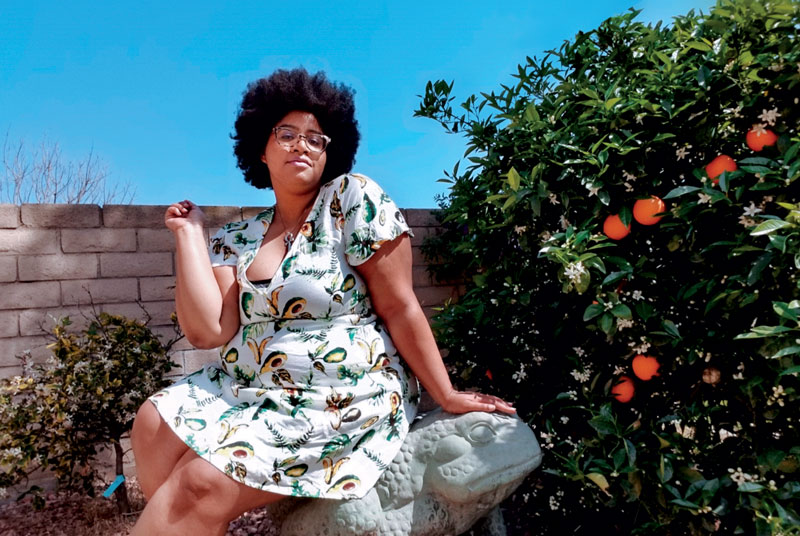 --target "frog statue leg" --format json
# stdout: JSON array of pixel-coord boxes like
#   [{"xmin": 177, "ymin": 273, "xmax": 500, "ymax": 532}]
[{"xmin": 477, "ymin": 506, "xmax": 507, "ymax": 536}]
